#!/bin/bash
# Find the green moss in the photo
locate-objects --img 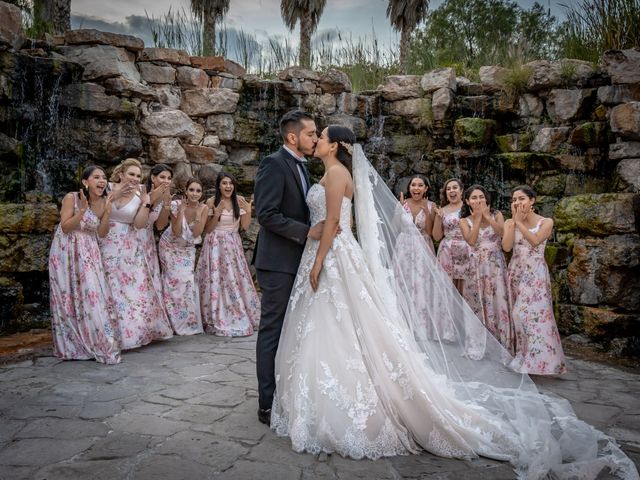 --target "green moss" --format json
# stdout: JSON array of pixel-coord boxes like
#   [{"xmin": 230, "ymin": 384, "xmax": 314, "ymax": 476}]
[
  {"xmin": 389, "ymin": 135, "xmax": 430, "ymax": 156},
  {"xmin": 454, "ymin": 118, "xmax": 496, "ymax": 148},
  {"xmin": 494, "ymin": 133, "xmax": 533, "ymax": 153},
  {"xmin": 569, "ymin": 122, "xmax": 608, "ymax": 148},
  {"xmin": 554, "ymin": 193, "xmax": 635, "ymax": 235},
  {"xmin": 535, "ymin": 174, "xmax": 566, "ymax": 196}
]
